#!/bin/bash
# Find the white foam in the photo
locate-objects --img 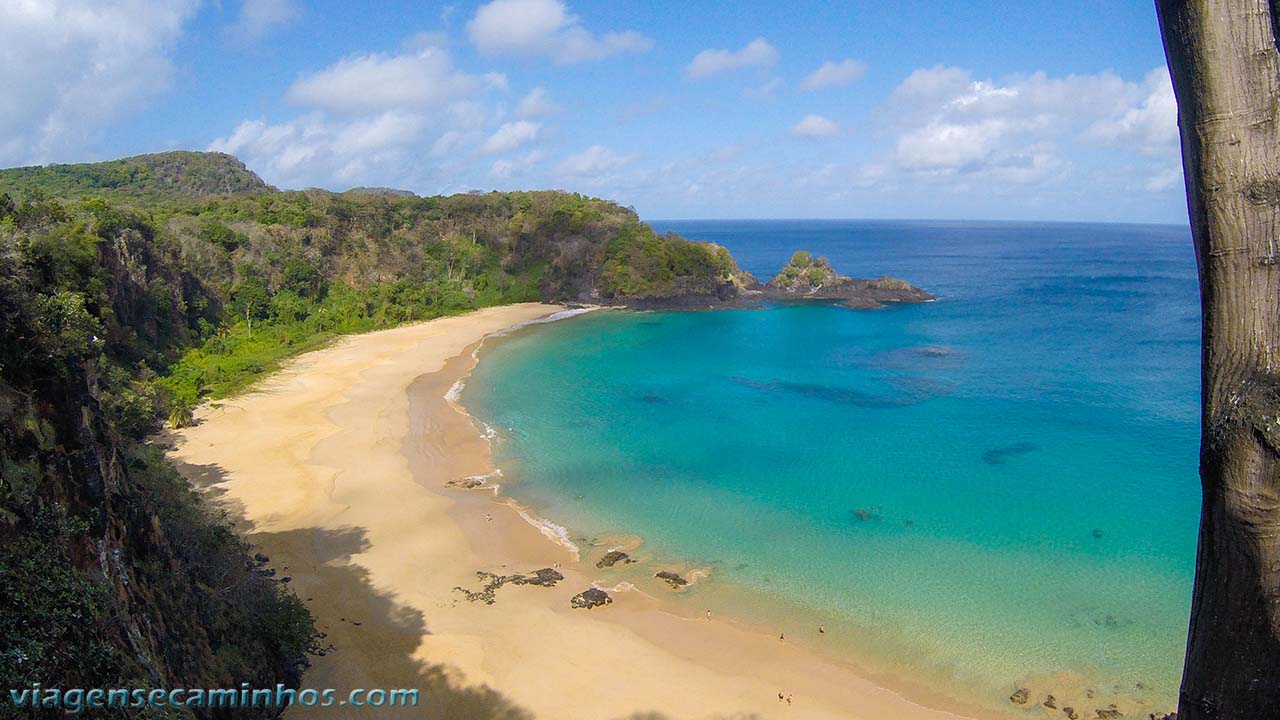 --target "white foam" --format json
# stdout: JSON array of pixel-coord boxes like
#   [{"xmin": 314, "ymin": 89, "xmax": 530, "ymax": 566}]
[
  {"xmin": 486, "ymin": 307, "xmax": 594, "ymax": 338},
  {"xmin": 594, "ymin": 581, "xmax": 636, "ymax": 593},
  {"xmin": 508, "ymin": 500, "xmax": 580, "ymax": 559},
  {"xmin": 463, "ymin": 468, "xmax": 503, "ymax": 483}
]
